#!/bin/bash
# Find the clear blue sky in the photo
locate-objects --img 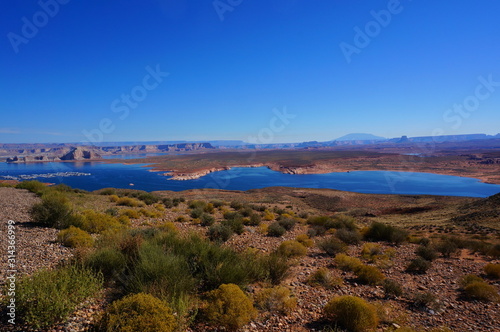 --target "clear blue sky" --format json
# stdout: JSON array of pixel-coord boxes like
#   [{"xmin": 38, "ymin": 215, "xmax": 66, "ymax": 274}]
[{"xmin": 1, "ymin": 0, "xmax": 499, "ymax": 144}]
